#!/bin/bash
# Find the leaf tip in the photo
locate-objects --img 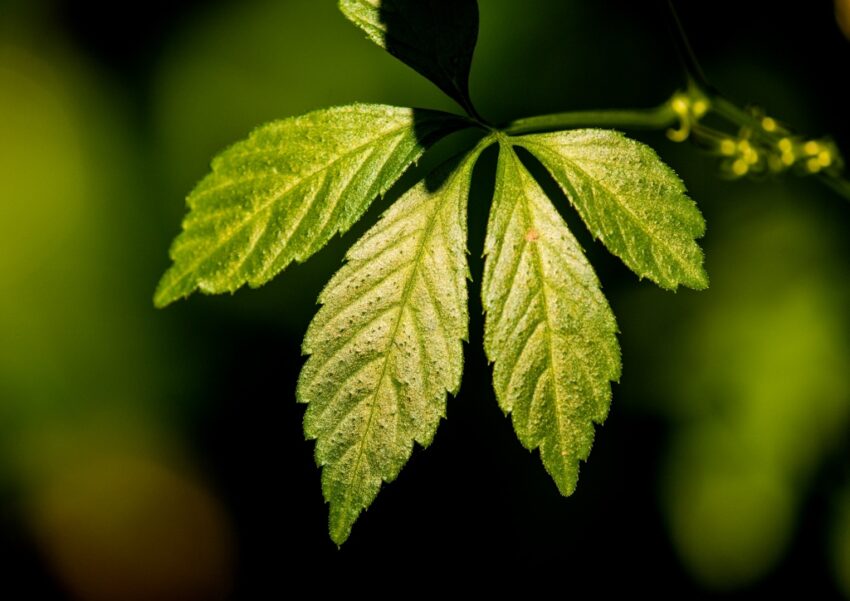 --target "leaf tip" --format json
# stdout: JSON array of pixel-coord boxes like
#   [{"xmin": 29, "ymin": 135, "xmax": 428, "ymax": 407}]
[
  {"xmin": 153, "ymin": 265, "xmax": 196, "ymax": 308},
  {"xmin": 552, "ymin": 467, "xmax": 579, "ymax": 498},
  {"xmin": 329, "ymin": 507, "xmax": 355, "ymax": 547},
  {"xmin": 152, "ymin": 278, "xmax": 178, "ymax": 309},
  {"xmin": 330, "ymin": 528, "xmax": 350, "ymax": 547},
  {"xmin": 691, "ymin": 272, "xmax": 710, "ymax": 291},
  {"xmin": 676, "ymin": 264, "xmax": 710, "ymax": 291}
]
